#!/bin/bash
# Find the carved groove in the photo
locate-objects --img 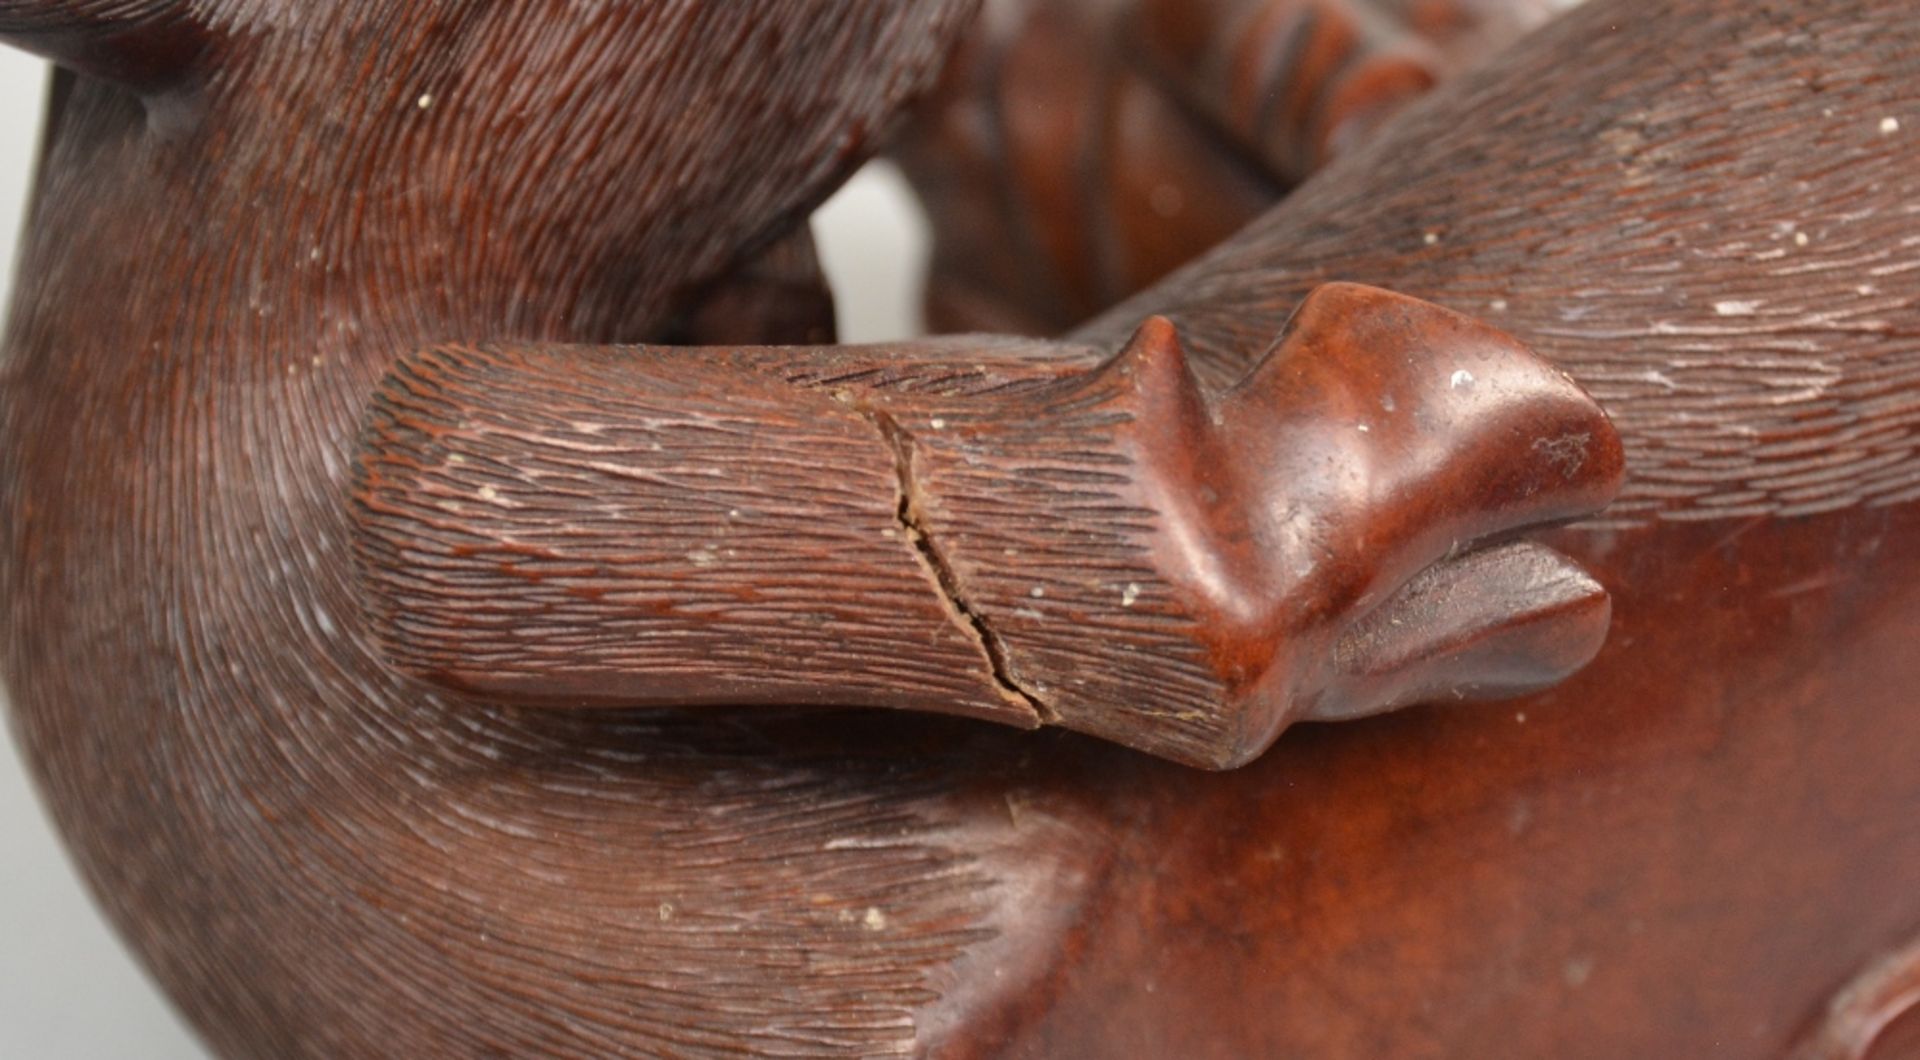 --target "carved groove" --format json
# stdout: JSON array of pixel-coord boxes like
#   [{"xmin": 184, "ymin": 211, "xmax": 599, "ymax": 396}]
[{"xmin": 871, "ymin": 409, "xmax": 1053, "ymax": 722}]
